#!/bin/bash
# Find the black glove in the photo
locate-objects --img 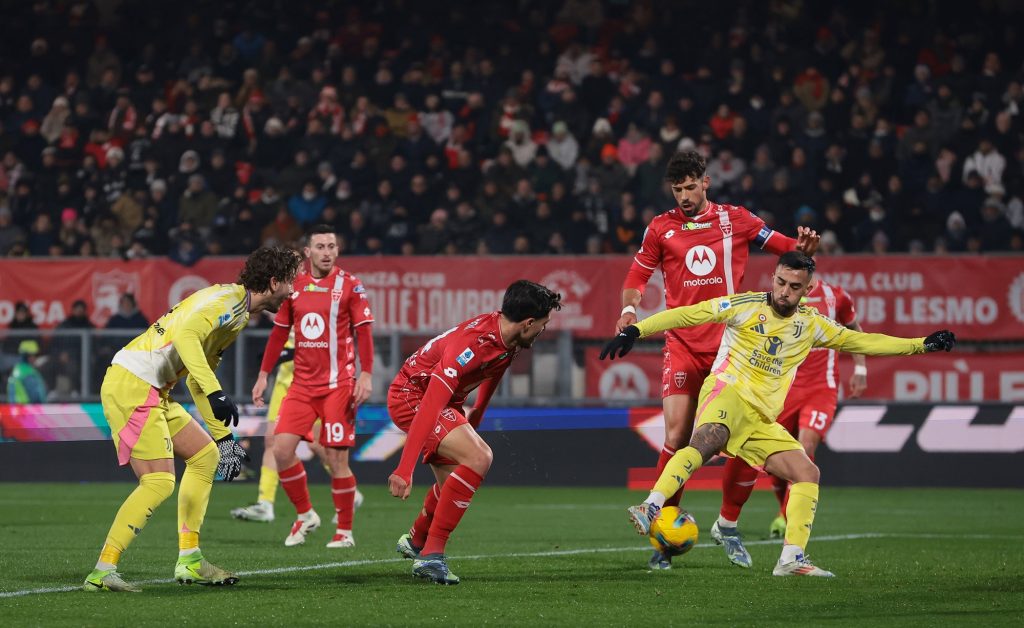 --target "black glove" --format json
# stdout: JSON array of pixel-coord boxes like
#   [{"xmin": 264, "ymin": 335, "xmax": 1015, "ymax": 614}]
[
  {"xmin": 924, "ymin": 330, "xmax": 956, "ymax": 352},
  {"xmin": 600, "ymin": 325, "xmax": 641, "ymax": 360},
  {"xmin": 207, "ymin": 390, "xmax": 239, "ymax": 426},
  {"xmin": 215, "ymin": 436, "xmax": 249, "ymax": 482}
]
